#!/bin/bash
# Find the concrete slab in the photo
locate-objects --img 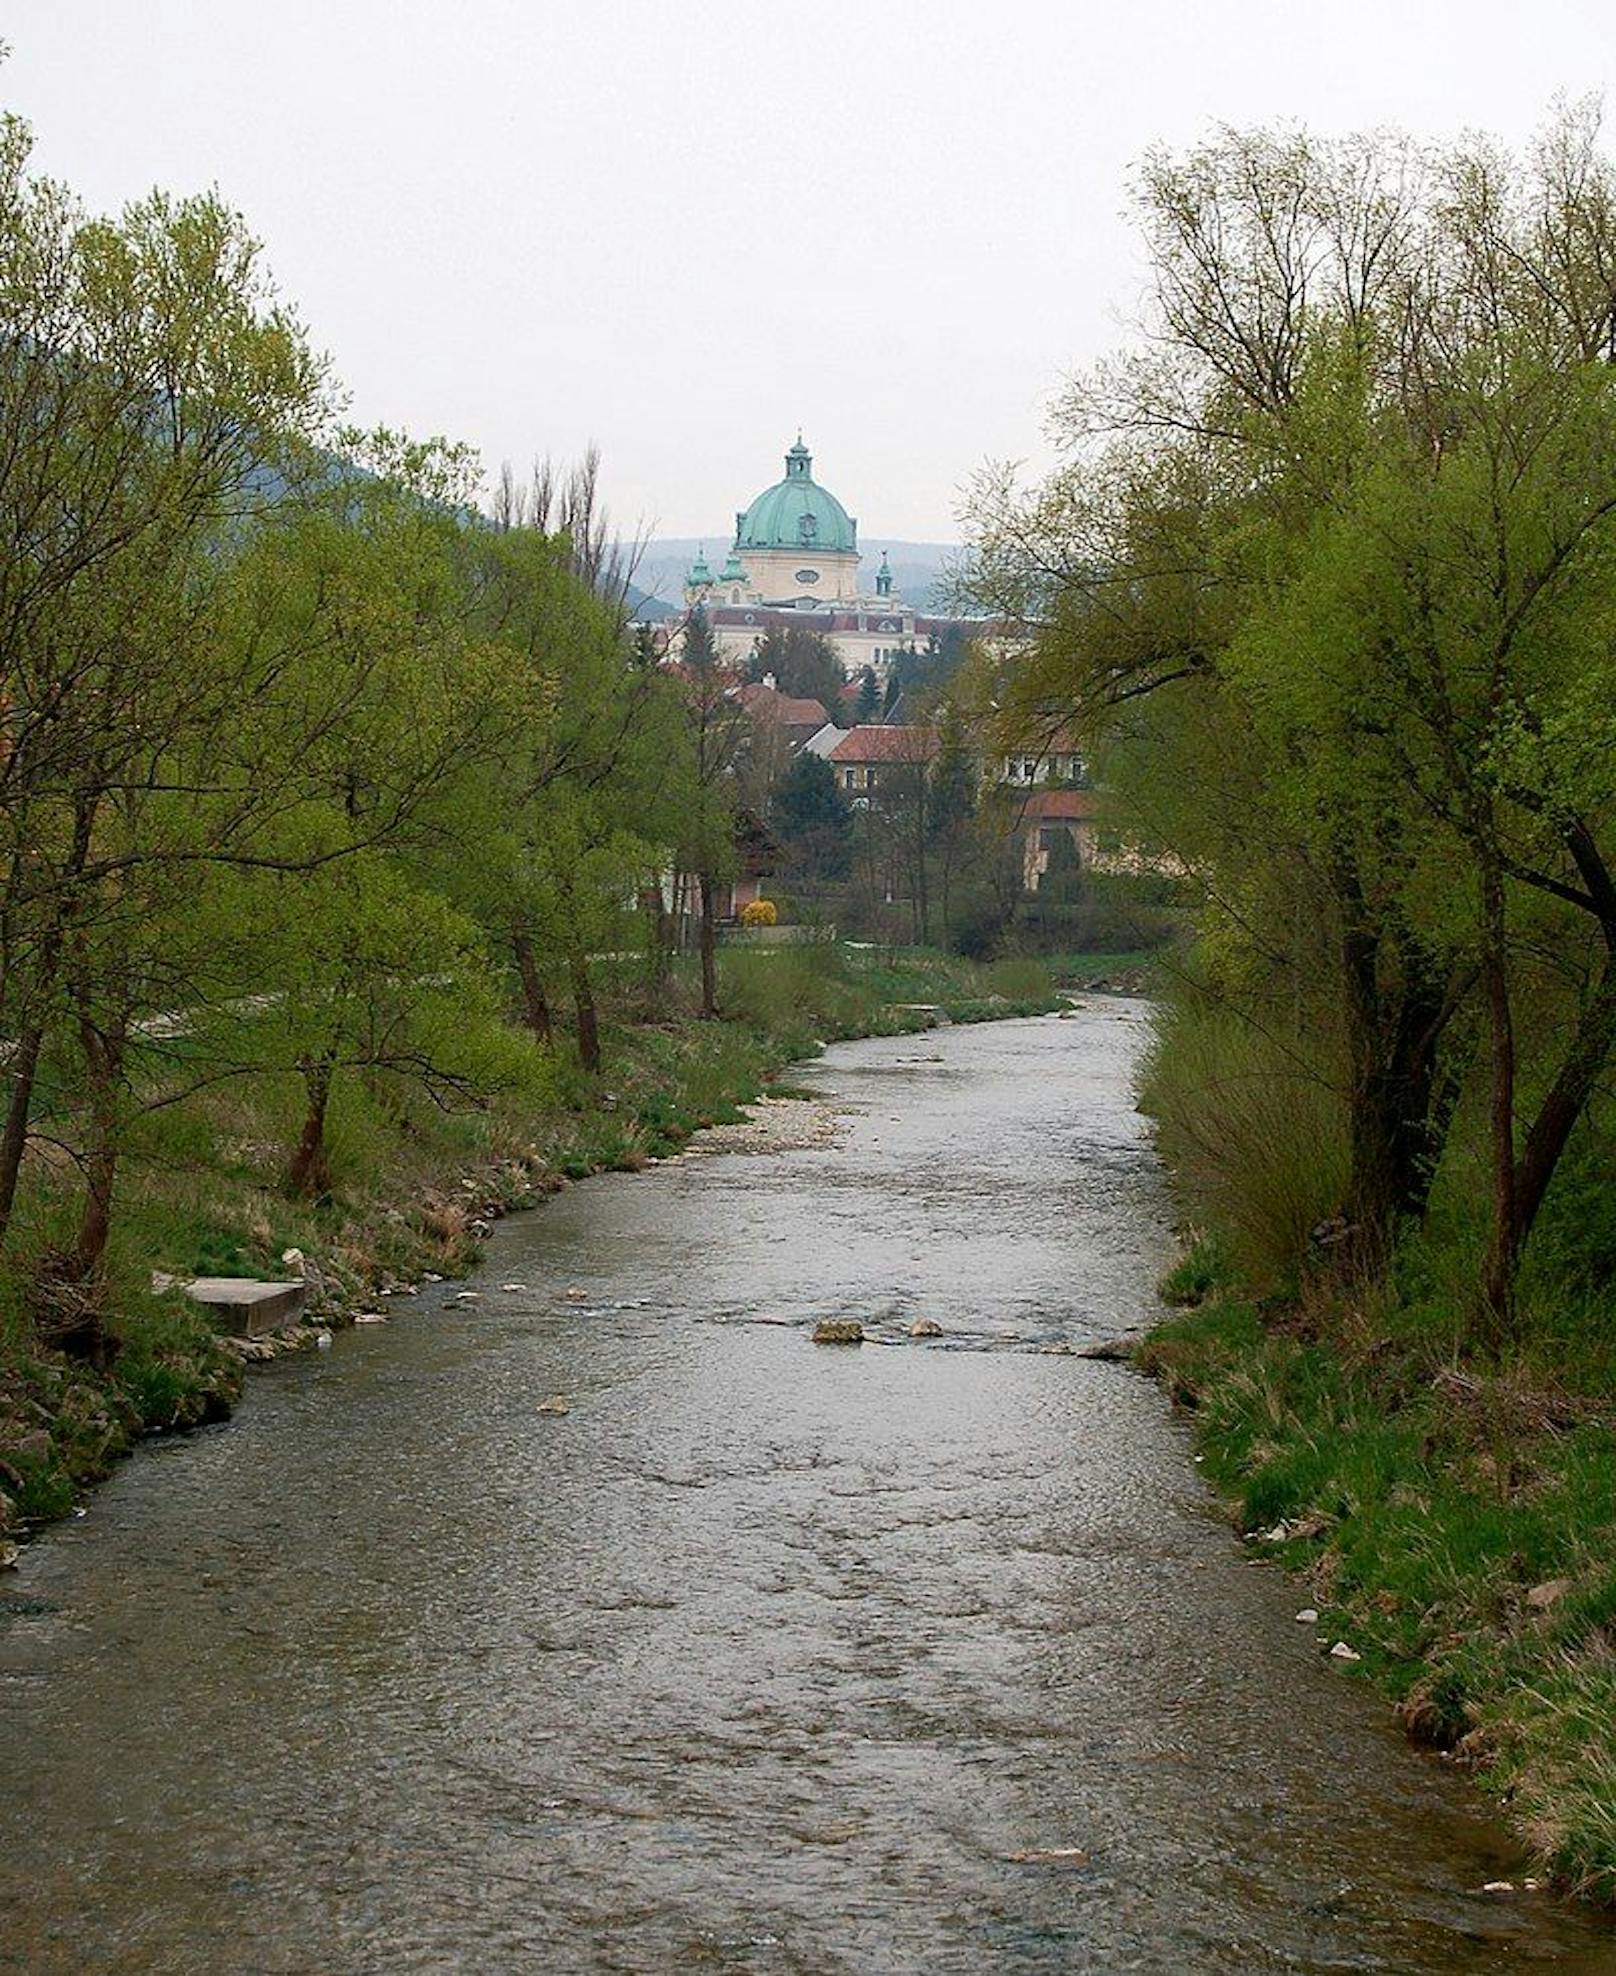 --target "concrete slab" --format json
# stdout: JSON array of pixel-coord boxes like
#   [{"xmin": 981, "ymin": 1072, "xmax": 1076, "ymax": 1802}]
[{"xmin": 185, "ymin": 1277, "xmax": 307, "ymax": 1338}]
